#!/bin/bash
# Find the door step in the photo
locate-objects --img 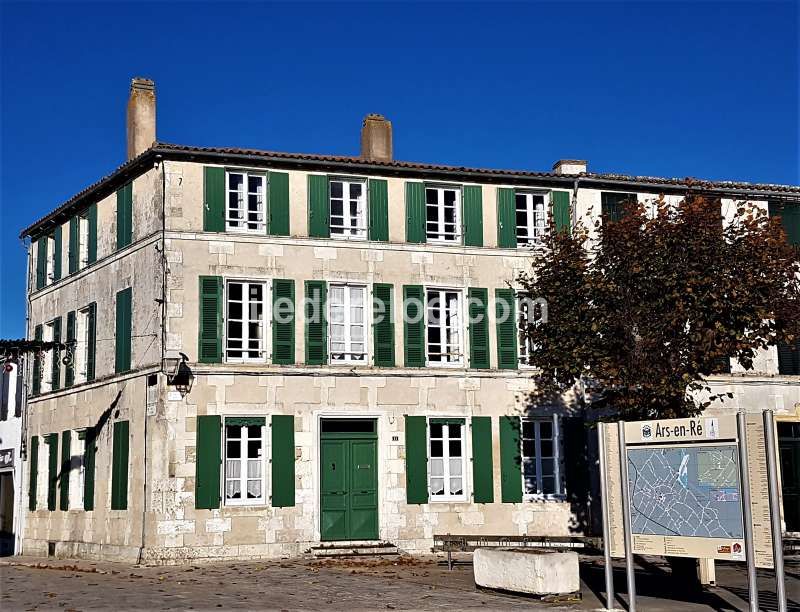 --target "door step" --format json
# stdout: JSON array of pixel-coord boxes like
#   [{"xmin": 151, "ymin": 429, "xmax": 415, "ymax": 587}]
[{"xmin": 311, "ymin": 541, "xmax": 399, "ymax": 558}]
